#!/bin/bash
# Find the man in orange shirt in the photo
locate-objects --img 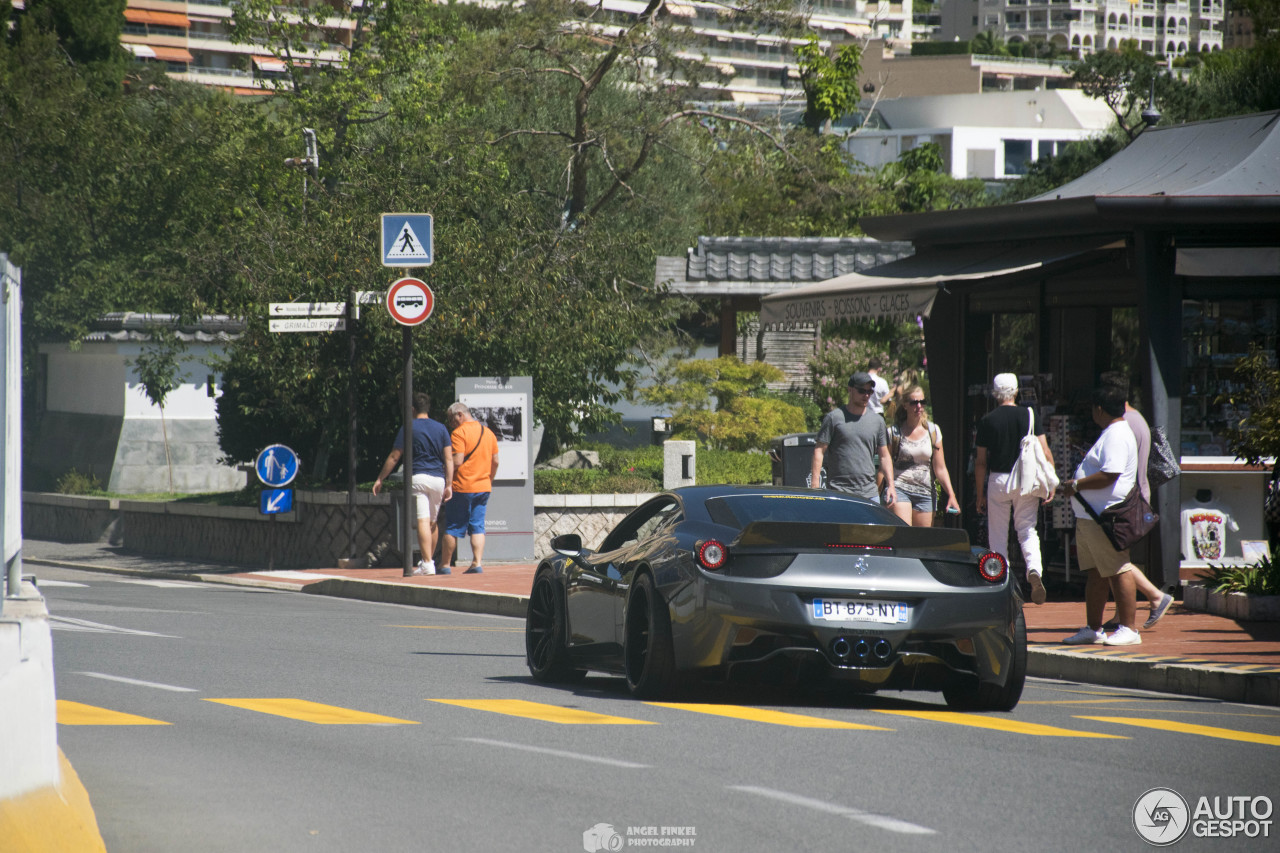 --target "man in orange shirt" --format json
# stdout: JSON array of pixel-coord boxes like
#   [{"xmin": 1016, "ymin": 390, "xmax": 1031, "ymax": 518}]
[{"xmin": 438, "ymin": 403, "xmax": 500, "ymax": 574}]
